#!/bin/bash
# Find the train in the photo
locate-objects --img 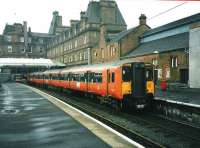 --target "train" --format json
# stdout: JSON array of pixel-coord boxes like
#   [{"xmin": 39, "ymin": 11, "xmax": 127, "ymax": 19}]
[{"xmin": 27, "ymin": 61, "xmax": 155, "ymax": 109}]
